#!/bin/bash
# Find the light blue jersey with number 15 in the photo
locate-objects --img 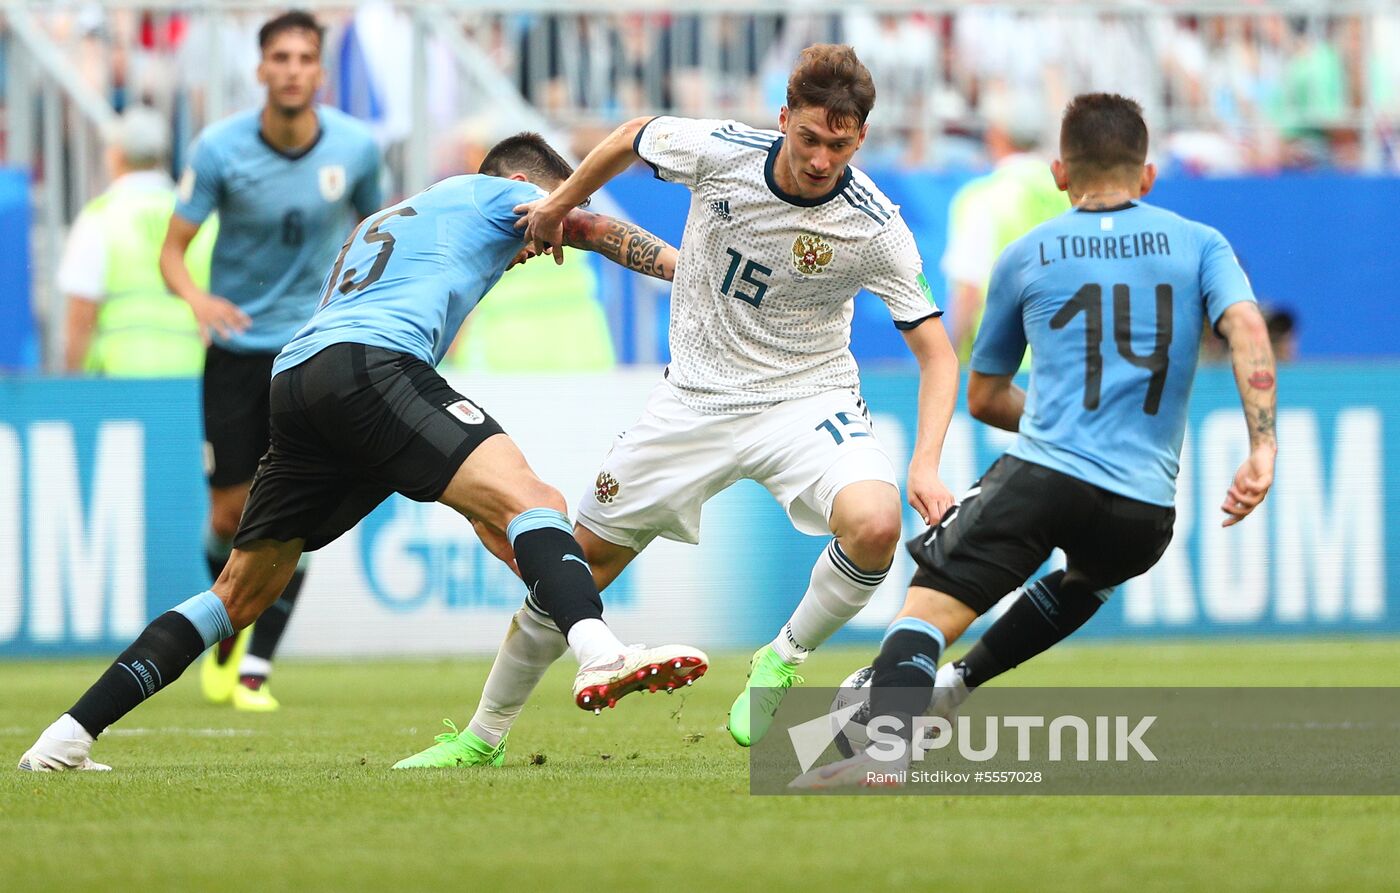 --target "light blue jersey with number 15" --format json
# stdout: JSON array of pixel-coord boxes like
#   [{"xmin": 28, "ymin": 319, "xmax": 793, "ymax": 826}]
[
  {"xmin": 971, "ymin": 201, "xmax": 1256, "ymax": 506},
  {"xmin": 273, "ymin": 174, "xmax": 547, "ymax": 376}
]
